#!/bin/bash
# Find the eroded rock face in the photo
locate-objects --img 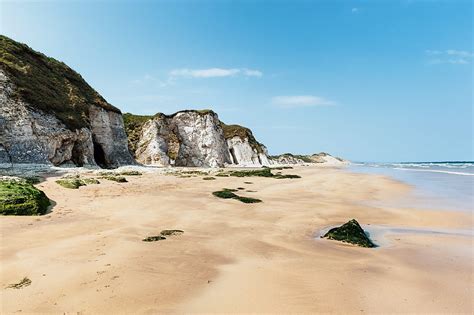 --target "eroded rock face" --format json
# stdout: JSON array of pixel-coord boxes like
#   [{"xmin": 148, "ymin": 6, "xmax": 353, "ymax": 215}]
[
  {"xmin": 173, "ymin": 111, "xmax": 231, "ymax": 167},
  {"xmin": 0, "ymin": 36, "xmax": 134, "ymax": 168},
  {"xmin": 126, "ymin": 110, "xmax": 272, "ymax": 168},
  {"xmin": 129, "ymin": 111, "xmax": 231, "ymax": 167},
  {"xmin": 134, "ymin": 117, "xmax": 170, "ymax": 166},
  {"xmin": 0, "ymin": 69, "xmax": 133, "ymax": 168},
  {"xmin": 89, "ymin": 106, "xmax": 134, "ymax": 168},
  {"xmin": 226, "ymin": 136, "xmax": 271, "ymax": 167}
]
